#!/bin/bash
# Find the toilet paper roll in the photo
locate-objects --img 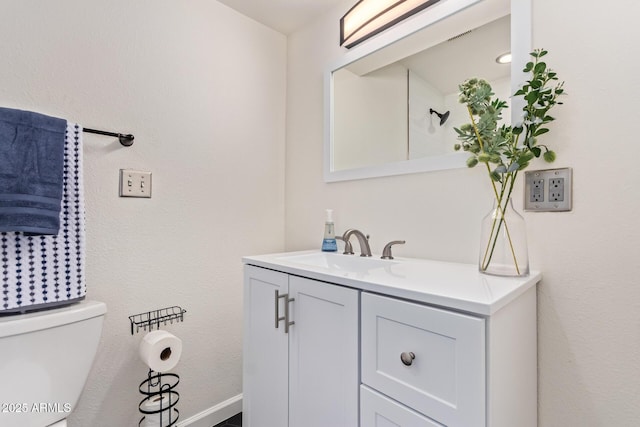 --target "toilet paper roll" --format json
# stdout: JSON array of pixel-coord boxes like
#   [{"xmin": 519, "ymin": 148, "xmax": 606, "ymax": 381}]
[
  {"xmin": 139, "ymin": 330, "xmax": 182, "ymax": 372},
  {"xmin": 141, "ymin": 394, "xmax": 173, "ymax": 427}
]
